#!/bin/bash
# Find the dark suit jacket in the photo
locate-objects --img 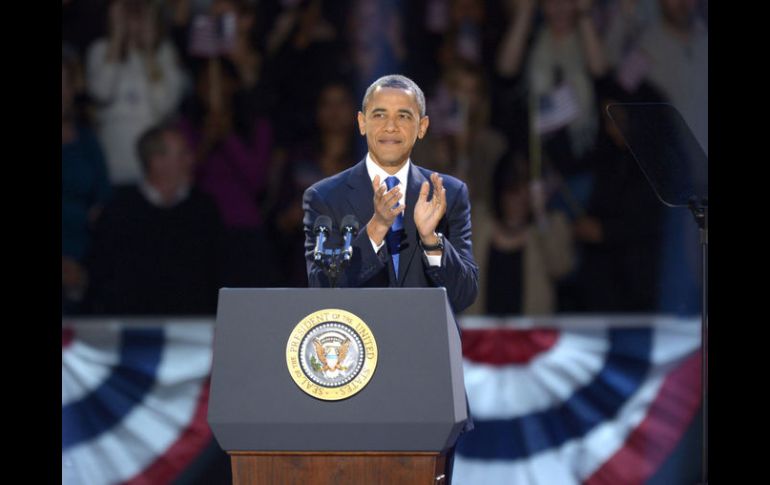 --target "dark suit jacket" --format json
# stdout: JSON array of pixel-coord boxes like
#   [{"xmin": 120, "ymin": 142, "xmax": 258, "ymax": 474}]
[{"xmin": 302, "ymin": 158, "xmax": 479, "ymax": 313}]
